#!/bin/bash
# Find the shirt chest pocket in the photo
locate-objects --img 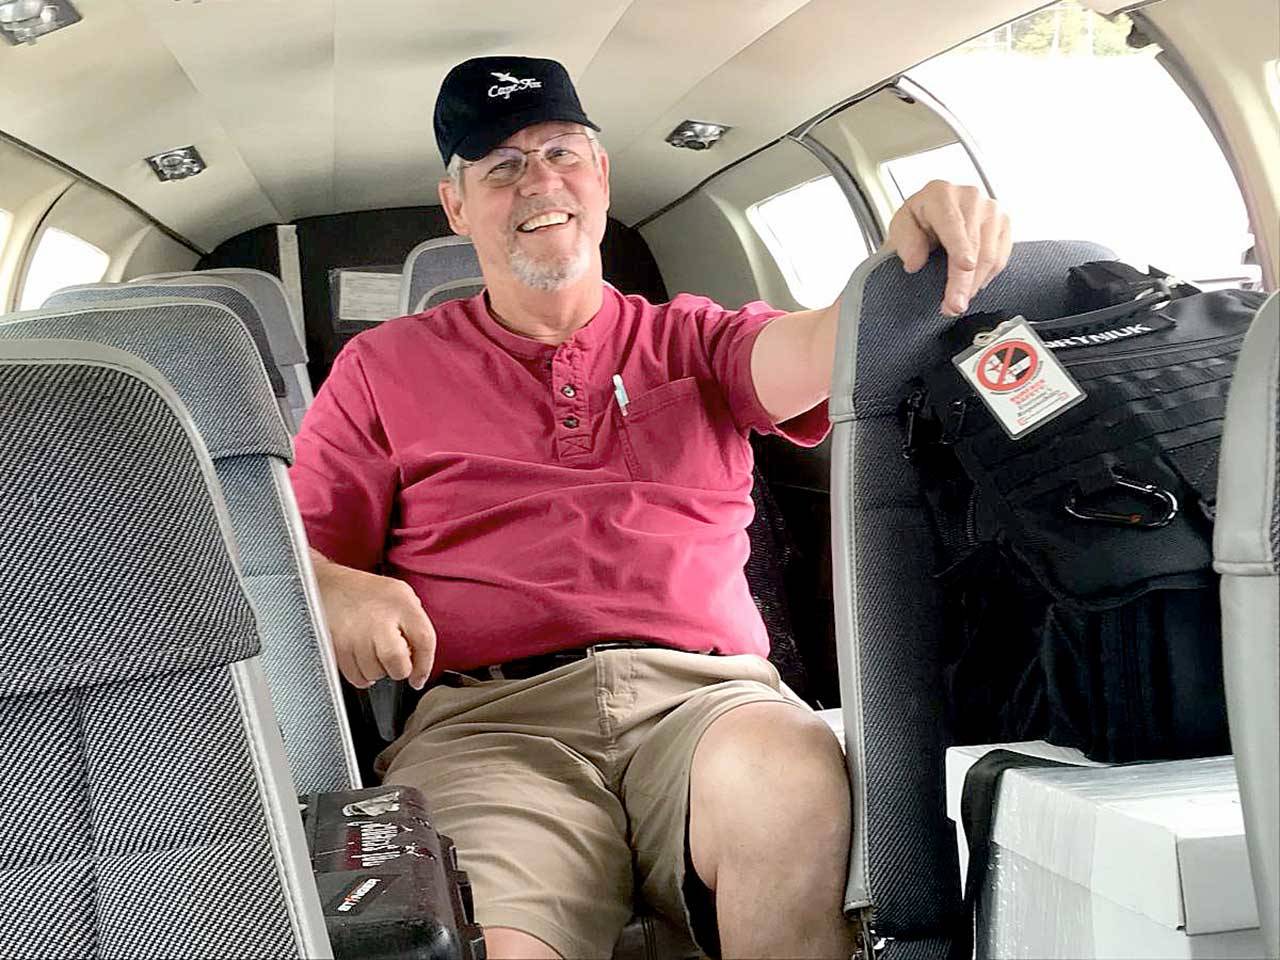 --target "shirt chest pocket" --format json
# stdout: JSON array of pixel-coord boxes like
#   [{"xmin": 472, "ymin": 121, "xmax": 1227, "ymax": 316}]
[{"xmin": 614, "ymin": 377, "xmax": 751, "ymax": 491}]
